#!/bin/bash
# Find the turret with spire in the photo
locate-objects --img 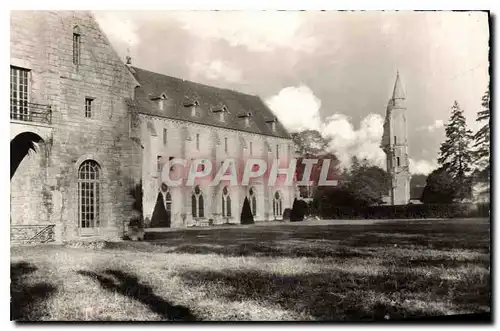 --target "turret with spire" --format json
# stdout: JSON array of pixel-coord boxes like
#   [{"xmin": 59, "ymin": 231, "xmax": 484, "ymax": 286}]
[{"xmin": 381, "ymin": 70, "xmax": 411, "ymax": 205}]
